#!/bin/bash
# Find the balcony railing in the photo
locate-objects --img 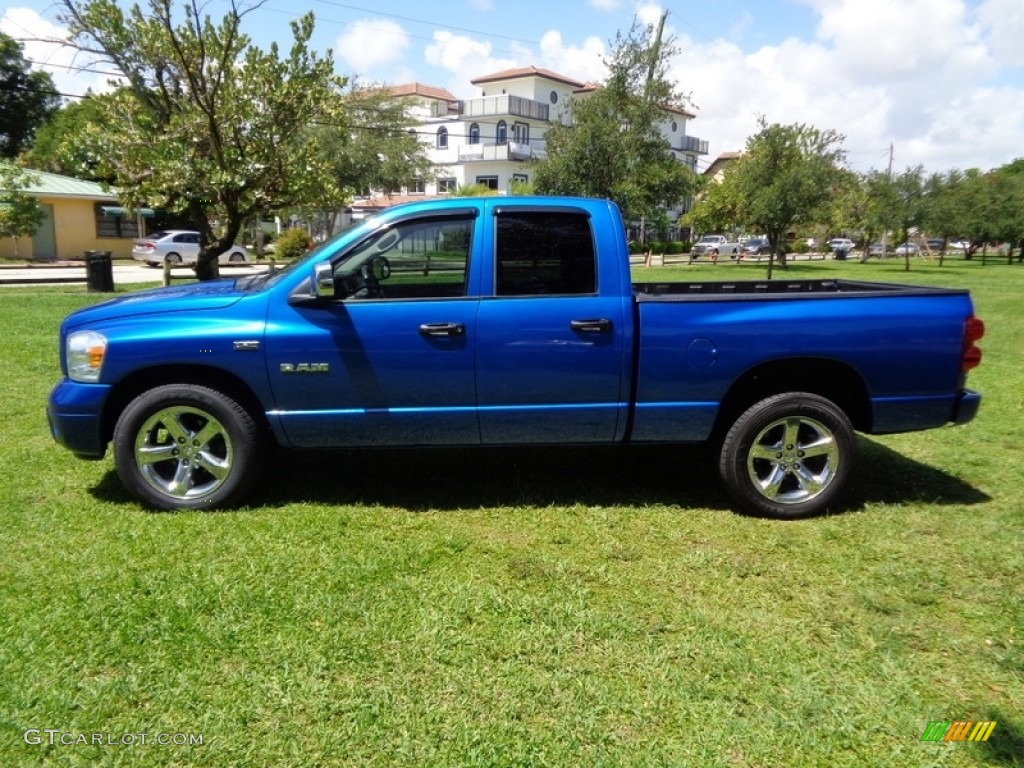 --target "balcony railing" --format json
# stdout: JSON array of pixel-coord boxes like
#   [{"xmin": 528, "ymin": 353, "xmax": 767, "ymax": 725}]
[
  {"xmin": 458, "ymin": 95, "xmax": 550, "ymax": 122},
  {"xmin": 675, "ymin": 135, "xmax": 709, "ymax": 155},
  {"xmin": 457, "ymin": 142, "xmax": 538, "ymax": 162}
]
